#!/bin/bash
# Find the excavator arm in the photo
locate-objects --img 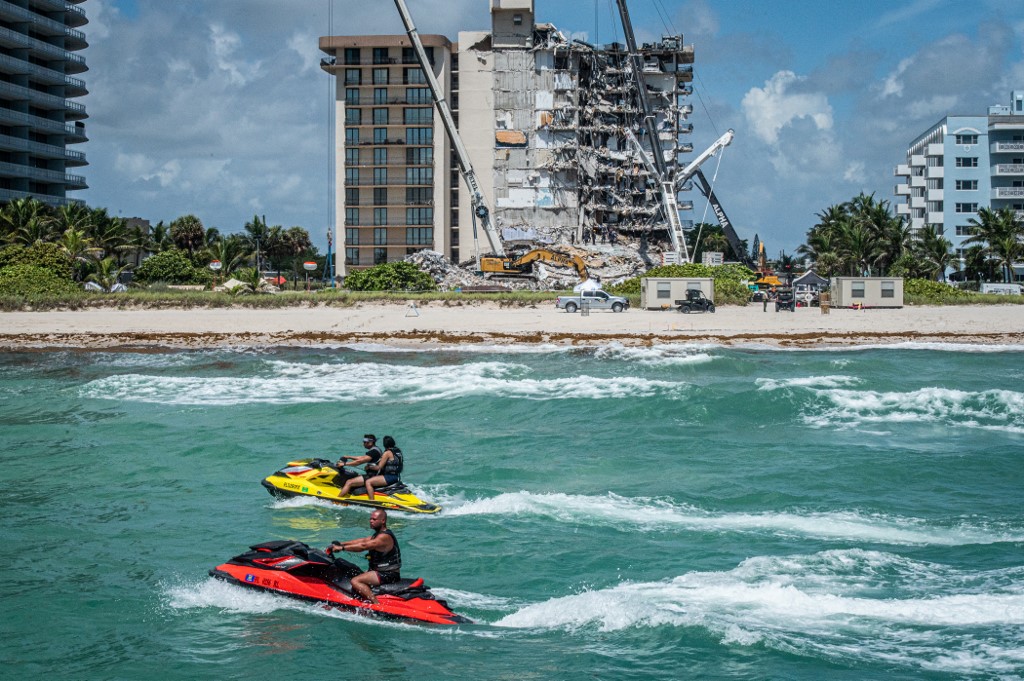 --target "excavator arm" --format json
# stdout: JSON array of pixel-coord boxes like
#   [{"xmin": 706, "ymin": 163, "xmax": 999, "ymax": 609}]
[{"xmin": 480, "ymin": 249, "xmax": 589, "ymax": 282}]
